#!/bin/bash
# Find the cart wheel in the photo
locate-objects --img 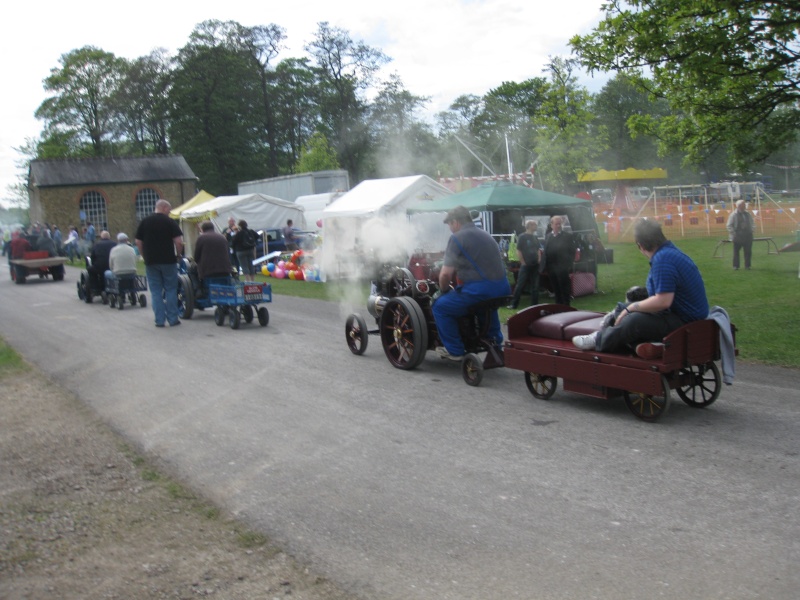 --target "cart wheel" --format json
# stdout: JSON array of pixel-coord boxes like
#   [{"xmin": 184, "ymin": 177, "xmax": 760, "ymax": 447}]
[
  {"xmin": 345, "ymin": 314, "xmax": 369, "ymax": 355},
  {"xmin": 677, "ymin": 362, "xmax": 721, "ymax": 408},
  {"xmin": 117, "ymin": 295, "xmax": 124, "ymax": 310},
  {"xmin": 101, "ymin": 291, "xmax": 109, "ymax": 305},
  {"xmin": 139, "ymin": 294, "xmax": 147, "ymax": 308},
  {"xmin": 242, "ymin": 304, "xmax": 254, "ymax": 323},
  {"xmin": 624, "ymin": 375, "xmax": 671, "ymax": 422},
  {"xmin": 77, "ymin": 280, "xmax": 85, "ymax": 300},
  {"xmin": 51, "ymin": 265, "xmax": 65, "ymax": 281},
  {"xmin": 229, "ymin": 308, "xmax": 241, "ymax": 330},
  {"xmin": 177, "ymin": 274, "xmax": 194, "ymax": 319},
  {"xmin": 524, "ymin": 373, "xmax": 557, "ymax": 399},
  {"xmin": 15, "ymin": 265, "xmax": 26, "ymax": 284},
  {"xmin": 214, "ymin": 306, "xmax": 225, "ymax": 326},
  {"xmin": 388, "ymin": 267, "xmax": 416, "ymax": 297},
  {"xmin": 257, "ymin": 307, "xmax": 269, "ymax": 327},
  {"xmin": 109, "ymin": 295, "xmax": 116, "ymax": 308},
  {"xmin": 380, "ymin": 297, "xmax": 428, "ymax": 370},
  {"xmin": 462, "ymin": 353, "xmax": 484, "ymax": 386},
  {"xmin": 129, "ymin": 292, "xmax": 137, "ymax": 306}
]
